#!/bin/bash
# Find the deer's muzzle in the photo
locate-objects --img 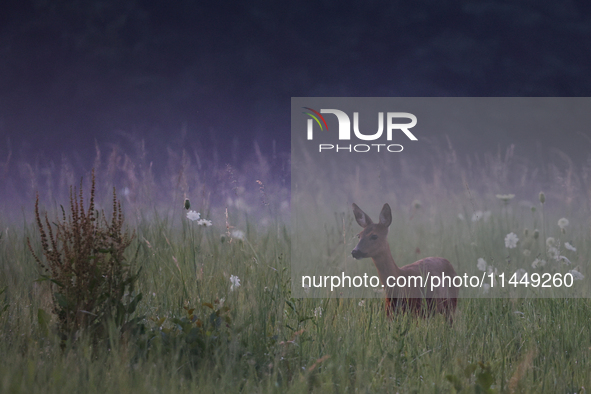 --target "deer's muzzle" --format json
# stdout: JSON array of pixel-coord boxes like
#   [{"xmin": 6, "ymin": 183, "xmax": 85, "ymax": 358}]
[{"xmin": 351, "ymin": 249, "xmax": 367, "ymax": 259}]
